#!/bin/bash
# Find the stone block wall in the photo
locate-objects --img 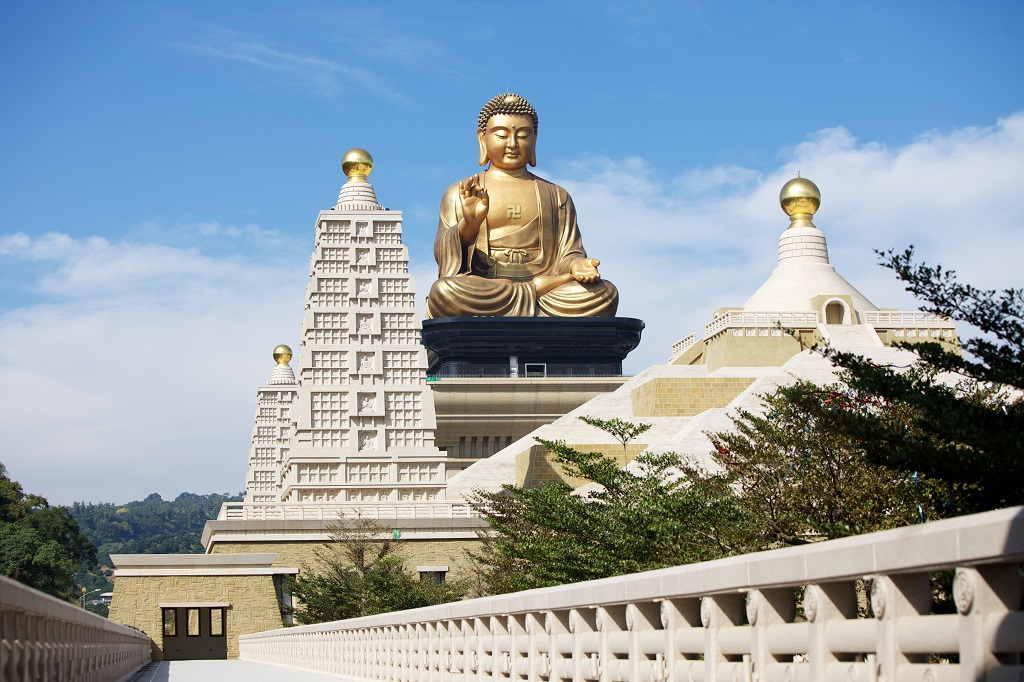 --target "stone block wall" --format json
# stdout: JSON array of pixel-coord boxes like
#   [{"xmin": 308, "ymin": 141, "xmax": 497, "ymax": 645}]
[
  {"xmin": 108, "ymin": 574, "xmax": 282, "ymax": 659},
  {"xmin": 873, "ymin": 328, "xmax": 960, "ymax": 352},
  {"xmin": 630, "ymin": 377, "xmax": 755, "ymax": 417},
  {"xmin": 208, "ymin": 539, "xmax": 483, "ymax": 582},
  {"xmin": 523, "ymin": 443, "xmax": 647, "ymax": 488}
]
